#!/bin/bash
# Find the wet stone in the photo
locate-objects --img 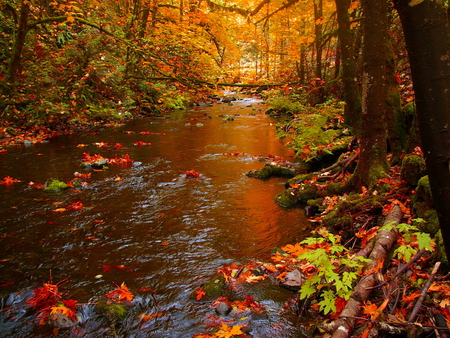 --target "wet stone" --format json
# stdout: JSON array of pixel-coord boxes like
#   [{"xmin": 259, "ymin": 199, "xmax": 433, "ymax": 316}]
[{"xmin": 215, "ymin": 302, "xmax": 231, "ymax": 316}]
